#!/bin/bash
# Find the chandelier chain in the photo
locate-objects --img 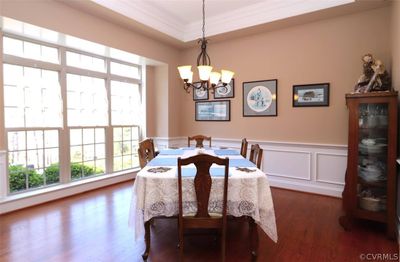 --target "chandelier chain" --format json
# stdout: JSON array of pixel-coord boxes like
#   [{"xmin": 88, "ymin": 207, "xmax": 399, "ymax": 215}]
[{"xmin": 202, "ymin": 0, "xmax": 205, "ymax": 39}]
